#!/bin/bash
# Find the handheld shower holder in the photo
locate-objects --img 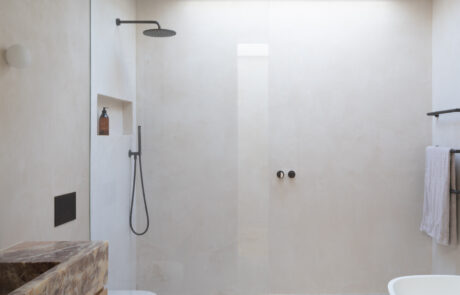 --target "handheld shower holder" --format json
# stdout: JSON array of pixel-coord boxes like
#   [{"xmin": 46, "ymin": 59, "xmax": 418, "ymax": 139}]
[{"xmin": 128, "ymin": 150, "xmax": 139, "ymax": 158}]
